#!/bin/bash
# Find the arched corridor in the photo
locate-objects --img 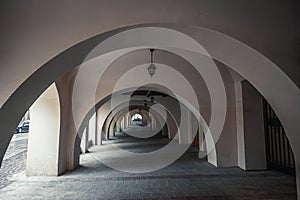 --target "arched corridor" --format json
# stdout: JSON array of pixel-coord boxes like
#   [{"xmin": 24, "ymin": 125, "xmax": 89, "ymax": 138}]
[{"xmin": 1, "ymin": 1, "xmax": 300, "ymax": 199}]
